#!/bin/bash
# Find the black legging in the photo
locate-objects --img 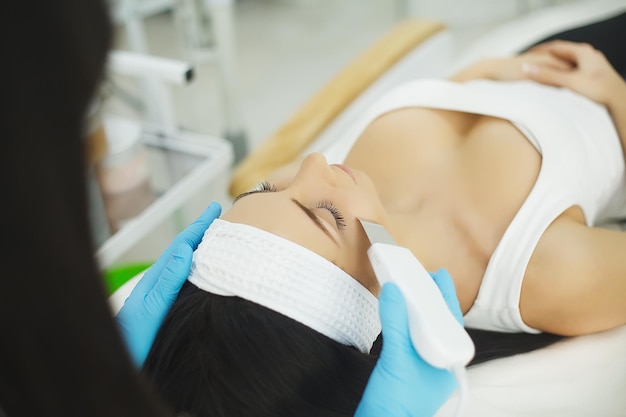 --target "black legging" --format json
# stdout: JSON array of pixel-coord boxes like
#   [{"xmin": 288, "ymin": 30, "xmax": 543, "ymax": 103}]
[{"xmin": 521, "ymin": 11, "xmax": 626, "ymax": 78}]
